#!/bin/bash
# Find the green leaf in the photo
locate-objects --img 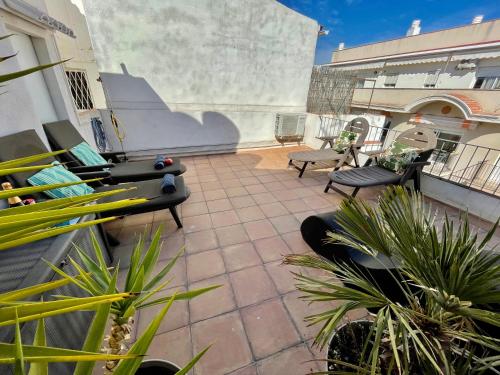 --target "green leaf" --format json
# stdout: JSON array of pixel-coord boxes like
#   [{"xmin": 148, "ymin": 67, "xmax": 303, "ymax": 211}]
[
  {"xmin": 0, "ymin": 278, "xmax": 72, "ymax": 303},
  {"xmin": 137, "ymin": 285, "xmax": 221, "ymax": 309},
  {"xmin": 73, "ymin": 270, "xmax": 118, "ymax": 375},
  {"xmin": 0, "ymin": 150, "xmax": 66, "ymax": 169},
  {"xmin": 112, "ymin": 294, "xmax": 177, "ymax": 374},
  {"xmin": 14, "ymin": 309, "xmax": 25, "ymax": 375},
  {"xmin": 0, "ymin": 59, "xmax": 69, "ymax": 84},
  {"xmin": 175, "ymin": 345, "xmax": 211, "ymax": 375},
  {"xmin": 28, "ymin": 319, "xmax": 47, "ymax": 375},
  {"xmin": 0, "ymin": 165, "xmax": 53, "ymax": 177}
]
